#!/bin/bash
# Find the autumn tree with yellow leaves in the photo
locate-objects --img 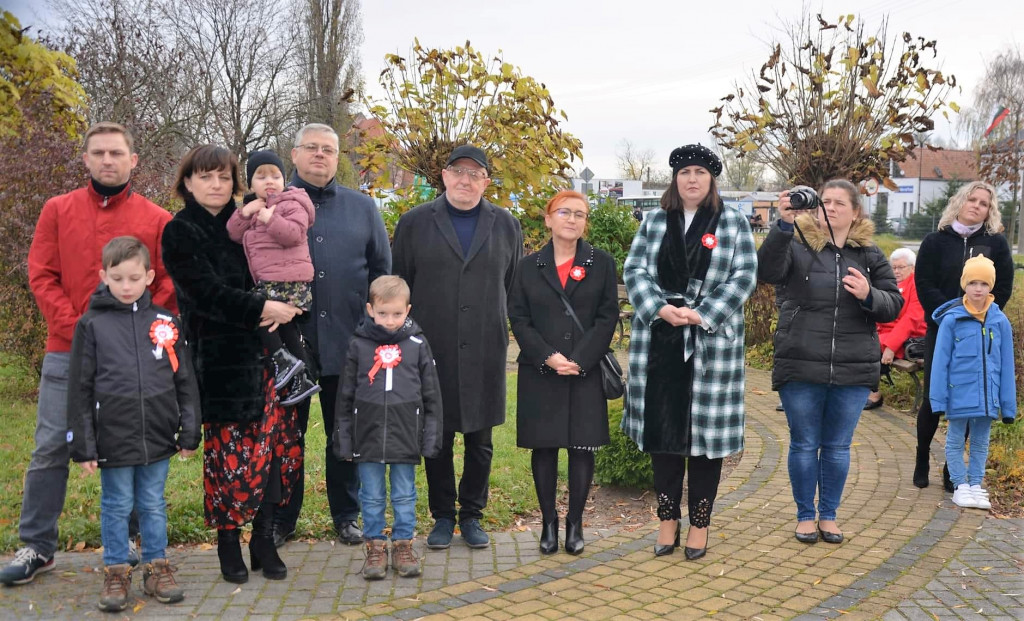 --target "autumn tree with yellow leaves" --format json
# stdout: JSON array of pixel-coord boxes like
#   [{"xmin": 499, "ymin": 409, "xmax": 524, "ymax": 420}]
[{"xmin": 709, "ymin": 14, "xmax": 960, "ymax": 190}]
